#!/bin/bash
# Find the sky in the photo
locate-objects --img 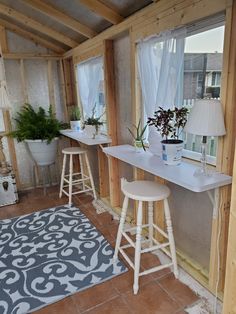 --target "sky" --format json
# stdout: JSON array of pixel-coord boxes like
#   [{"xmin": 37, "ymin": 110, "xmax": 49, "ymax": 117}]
[{"xmin": 185, "ymin": 26, "xmax": 225, "ymax": 53}]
